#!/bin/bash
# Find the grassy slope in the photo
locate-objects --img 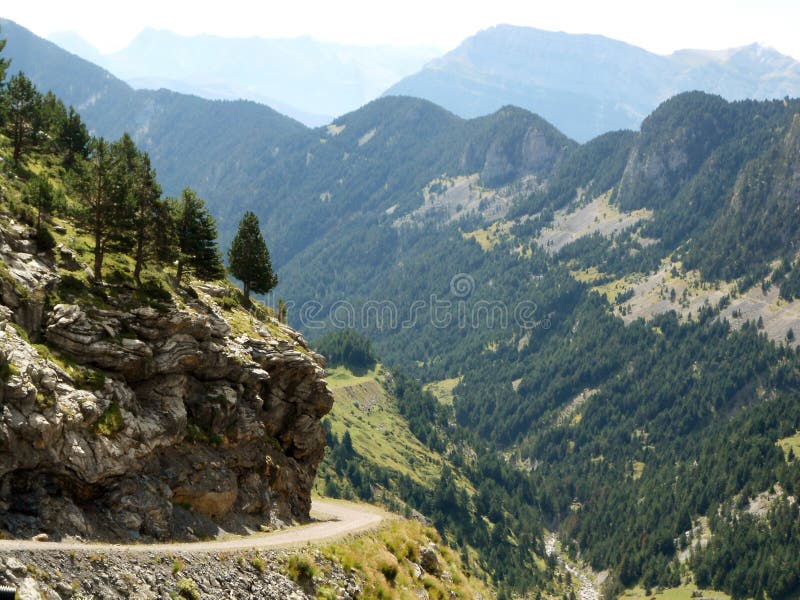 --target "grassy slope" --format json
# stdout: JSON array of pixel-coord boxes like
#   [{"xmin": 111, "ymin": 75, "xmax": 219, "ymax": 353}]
[
  {"xmin": 620, "ymin": 584, "xmax": 731, "ymax": 600},
  {"xmin": 318, "ymin": 518, "xmax": 491, "ymax": 600},
  {"xmin": 318, "ymin": 365, "xmax": 447, "ymax": 488},
  {"xmin": 423, "ymin": 377, "xmax": 461, "ymax": 407}
]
